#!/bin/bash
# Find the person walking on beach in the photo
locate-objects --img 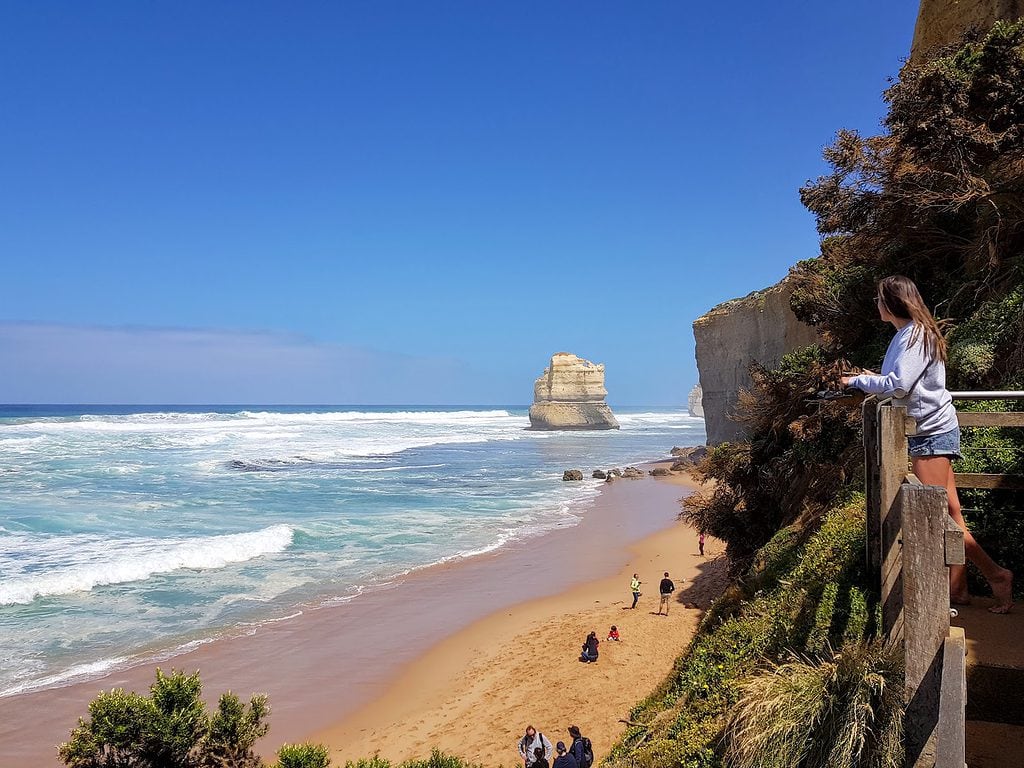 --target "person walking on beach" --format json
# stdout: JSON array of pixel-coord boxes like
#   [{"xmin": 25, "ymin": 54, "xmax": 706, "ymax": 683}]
[
  {"xmin": 553, "ymin": 742, "xmax": 577, "ymax": 768},
  {"xmin": 630, "ymin": 573, "xmax": 642, "ymax": 609},
  {"xmin": 658, "ymin": 572, "xmax": 675, "ymax": 615},
  {"xmin": 698, "ymin": 532, "xmax": 705, "ymax": 557},
  {"xmin": 842, "ymin": 275, "xmax": 1013, "ymax": 613},
  {"xmin": 518, "ymin": 726, "xmax": 553, "ymax": 767}
]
